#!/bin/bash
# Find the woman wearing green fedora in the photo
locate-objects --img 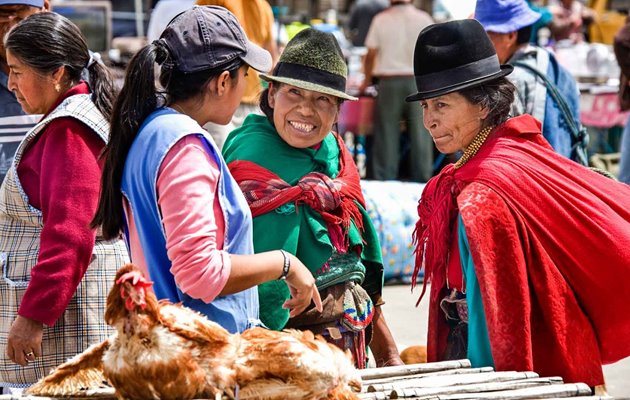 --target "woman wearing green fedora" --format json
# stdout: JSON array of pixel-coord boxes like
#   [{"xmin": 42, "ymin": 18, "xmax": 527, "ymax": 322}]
[{"xmin": 223, "ymin": 28, "xmax": 402, "ymax": 368}]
